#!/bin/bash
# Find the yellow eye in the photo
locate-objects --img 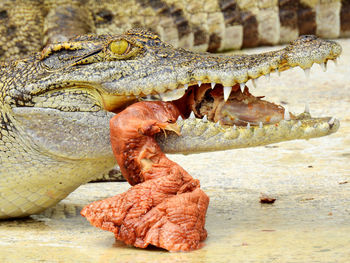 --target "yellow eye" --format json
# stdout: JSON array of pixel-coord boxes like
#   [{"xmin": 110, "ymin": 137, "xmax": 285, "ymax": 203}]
[{"xmin": 110, "ymin": 39, "xmax": 130, "ymax": 55}]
